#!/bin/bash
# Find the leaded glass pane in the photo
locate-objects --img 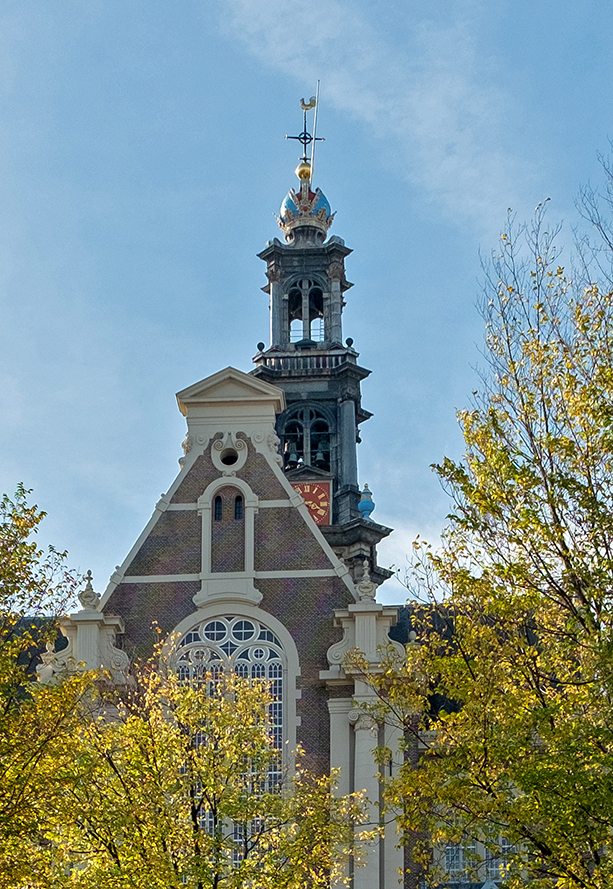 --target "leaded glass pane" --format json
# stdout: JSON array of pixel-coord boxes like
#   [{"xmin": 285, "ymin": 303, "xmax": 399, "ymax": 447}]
[
  {"xmin": 203, "ymin": 620, "xmax": 226, "ymax": 642},
  {"xmin": 233, "ymin": 620, "xmax": 255, "ymax": 640}
]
